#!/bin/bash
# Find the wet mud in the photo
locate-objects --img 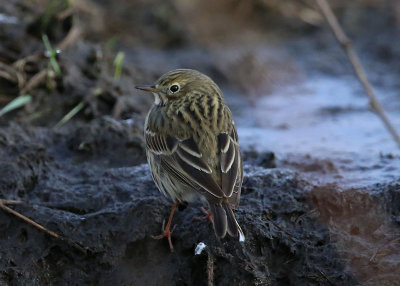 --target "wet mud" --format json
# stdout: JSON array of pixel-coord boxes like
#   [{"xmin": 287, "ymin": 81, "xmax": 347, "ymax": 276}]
[{"xmin": 1, "ymin": 0, "xmax": 400, "ymax": 285}]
